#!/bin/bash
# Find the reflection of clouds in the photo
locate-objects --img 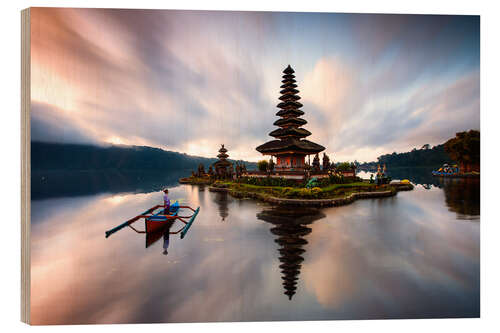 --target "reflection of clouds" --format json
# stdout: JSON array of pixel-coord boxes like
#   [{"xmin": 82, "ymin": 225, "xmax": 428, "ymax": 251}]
[
  {"xmin": 30, "ymin": 187, "xmax": 280, "ymax": 324},
  {"xmin": 301, "ymin": 187, "xmax": 479, "ymax": 318},
  {"xmin": 31, "ymin": 184, "xmax": 479, "ymax": 324}
]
